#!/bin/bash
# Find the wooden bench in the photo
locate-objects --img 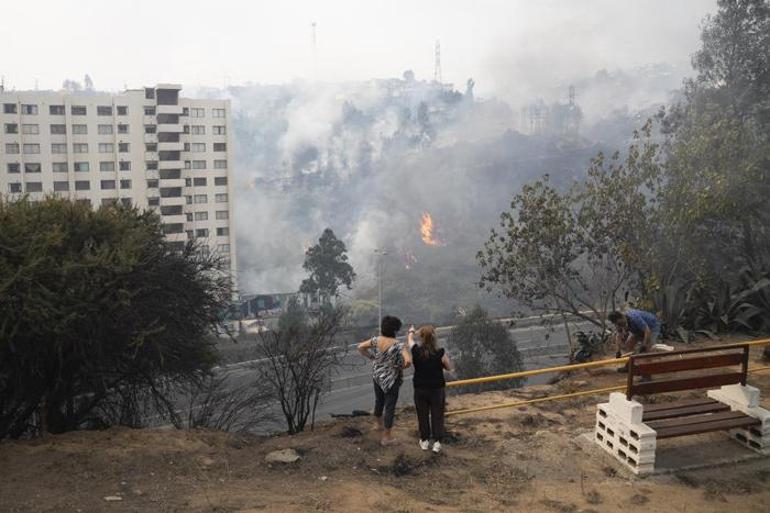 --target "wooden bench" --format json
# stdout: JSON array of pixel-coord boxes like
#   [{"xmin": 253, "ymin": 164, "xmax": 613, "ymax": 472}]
[{"xmin": 594, "ymin": 344, "xmax": 770, "ymax": 474}]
